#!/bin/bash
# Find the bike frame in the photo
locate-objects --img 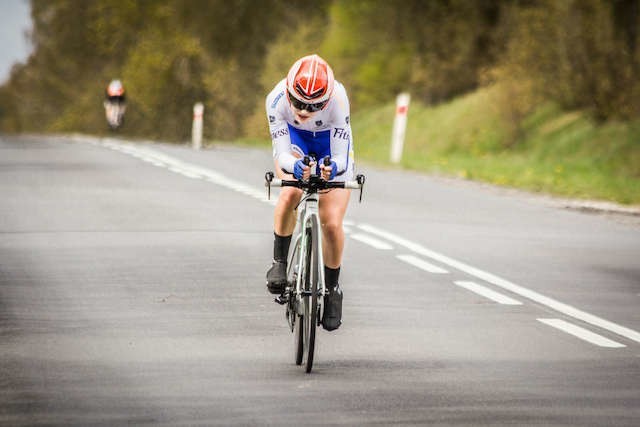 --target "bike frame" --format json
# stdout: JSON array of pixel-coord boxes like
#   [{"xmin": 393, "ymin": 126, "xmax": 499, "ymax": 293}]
[{"xmin": 291, "ymin": 191, "xmax": 325, "ymax": 317}]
